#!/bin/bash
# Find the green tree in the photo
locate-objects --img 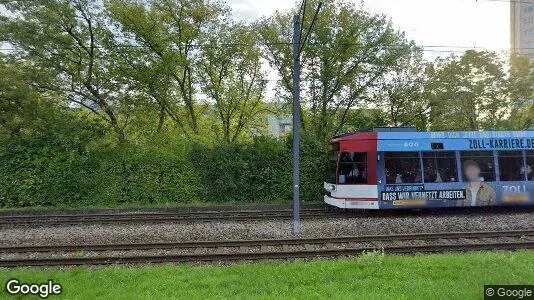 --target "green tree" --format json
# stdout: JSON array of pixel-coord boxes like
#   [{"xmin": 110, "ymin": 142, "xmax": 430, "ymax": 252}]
[
  {"xmin": 508, "ymin": 54, "xmax": 534, "ymax": 129},
  {"xmin": 425, "ymin": 50, "xmax": 509, "ymax": 131},
  {"xmin": 377, "ymin": 50, "xmax": 430, "ymax": 129},
  {"xmin": 198, "ymin": 23, "xmax": 268, "ymax": 143},
  {"xmin": 327, "ymin": 108, "xmax": 388, "ymax": 133},
  {"xmin": 258, "ymin": 0, "xmax": 416, "ymax": 140},
  {"xmin": 106, "ymin": 0, "xmax": 229, "ymax": 138},
  {"xmin": 0, "ymin": 0, "xmax": 132, "ymax": 142},
  {"xmin": 0, "ymin": 55, "xmax": 40, "ymax": 138}
]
